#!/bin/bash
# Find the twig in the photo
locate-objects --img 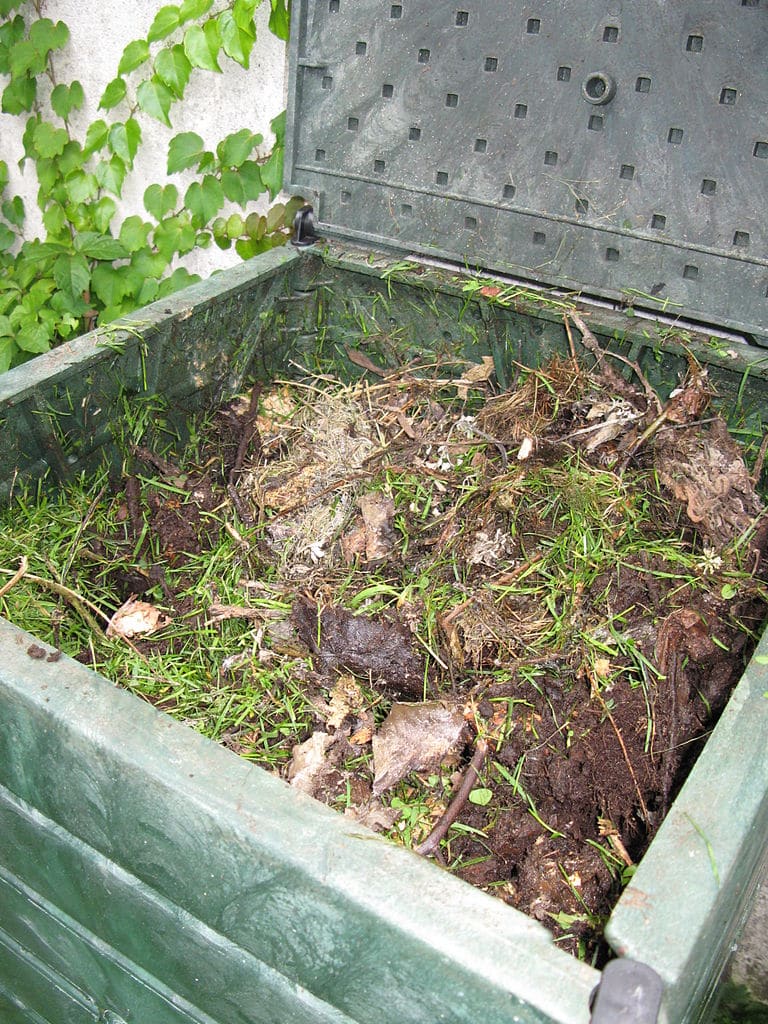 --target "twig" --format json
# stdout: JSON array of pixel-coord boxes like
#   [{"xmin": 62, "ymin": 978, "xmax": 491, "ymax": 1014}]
[
  {"xmin": 0, "ymin": 568, "xmax": 107, "ymax": 633},
  {"xmin": 570, "ymin": 312, "xmax": 662, "ymax": 415},
  {"xmin": 414, "ymin": 737, "xmax": 489, "ymax": 857},
  {"xmin": 0, "ymin": 556, "xmax": 29, "ymax": 598}
]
